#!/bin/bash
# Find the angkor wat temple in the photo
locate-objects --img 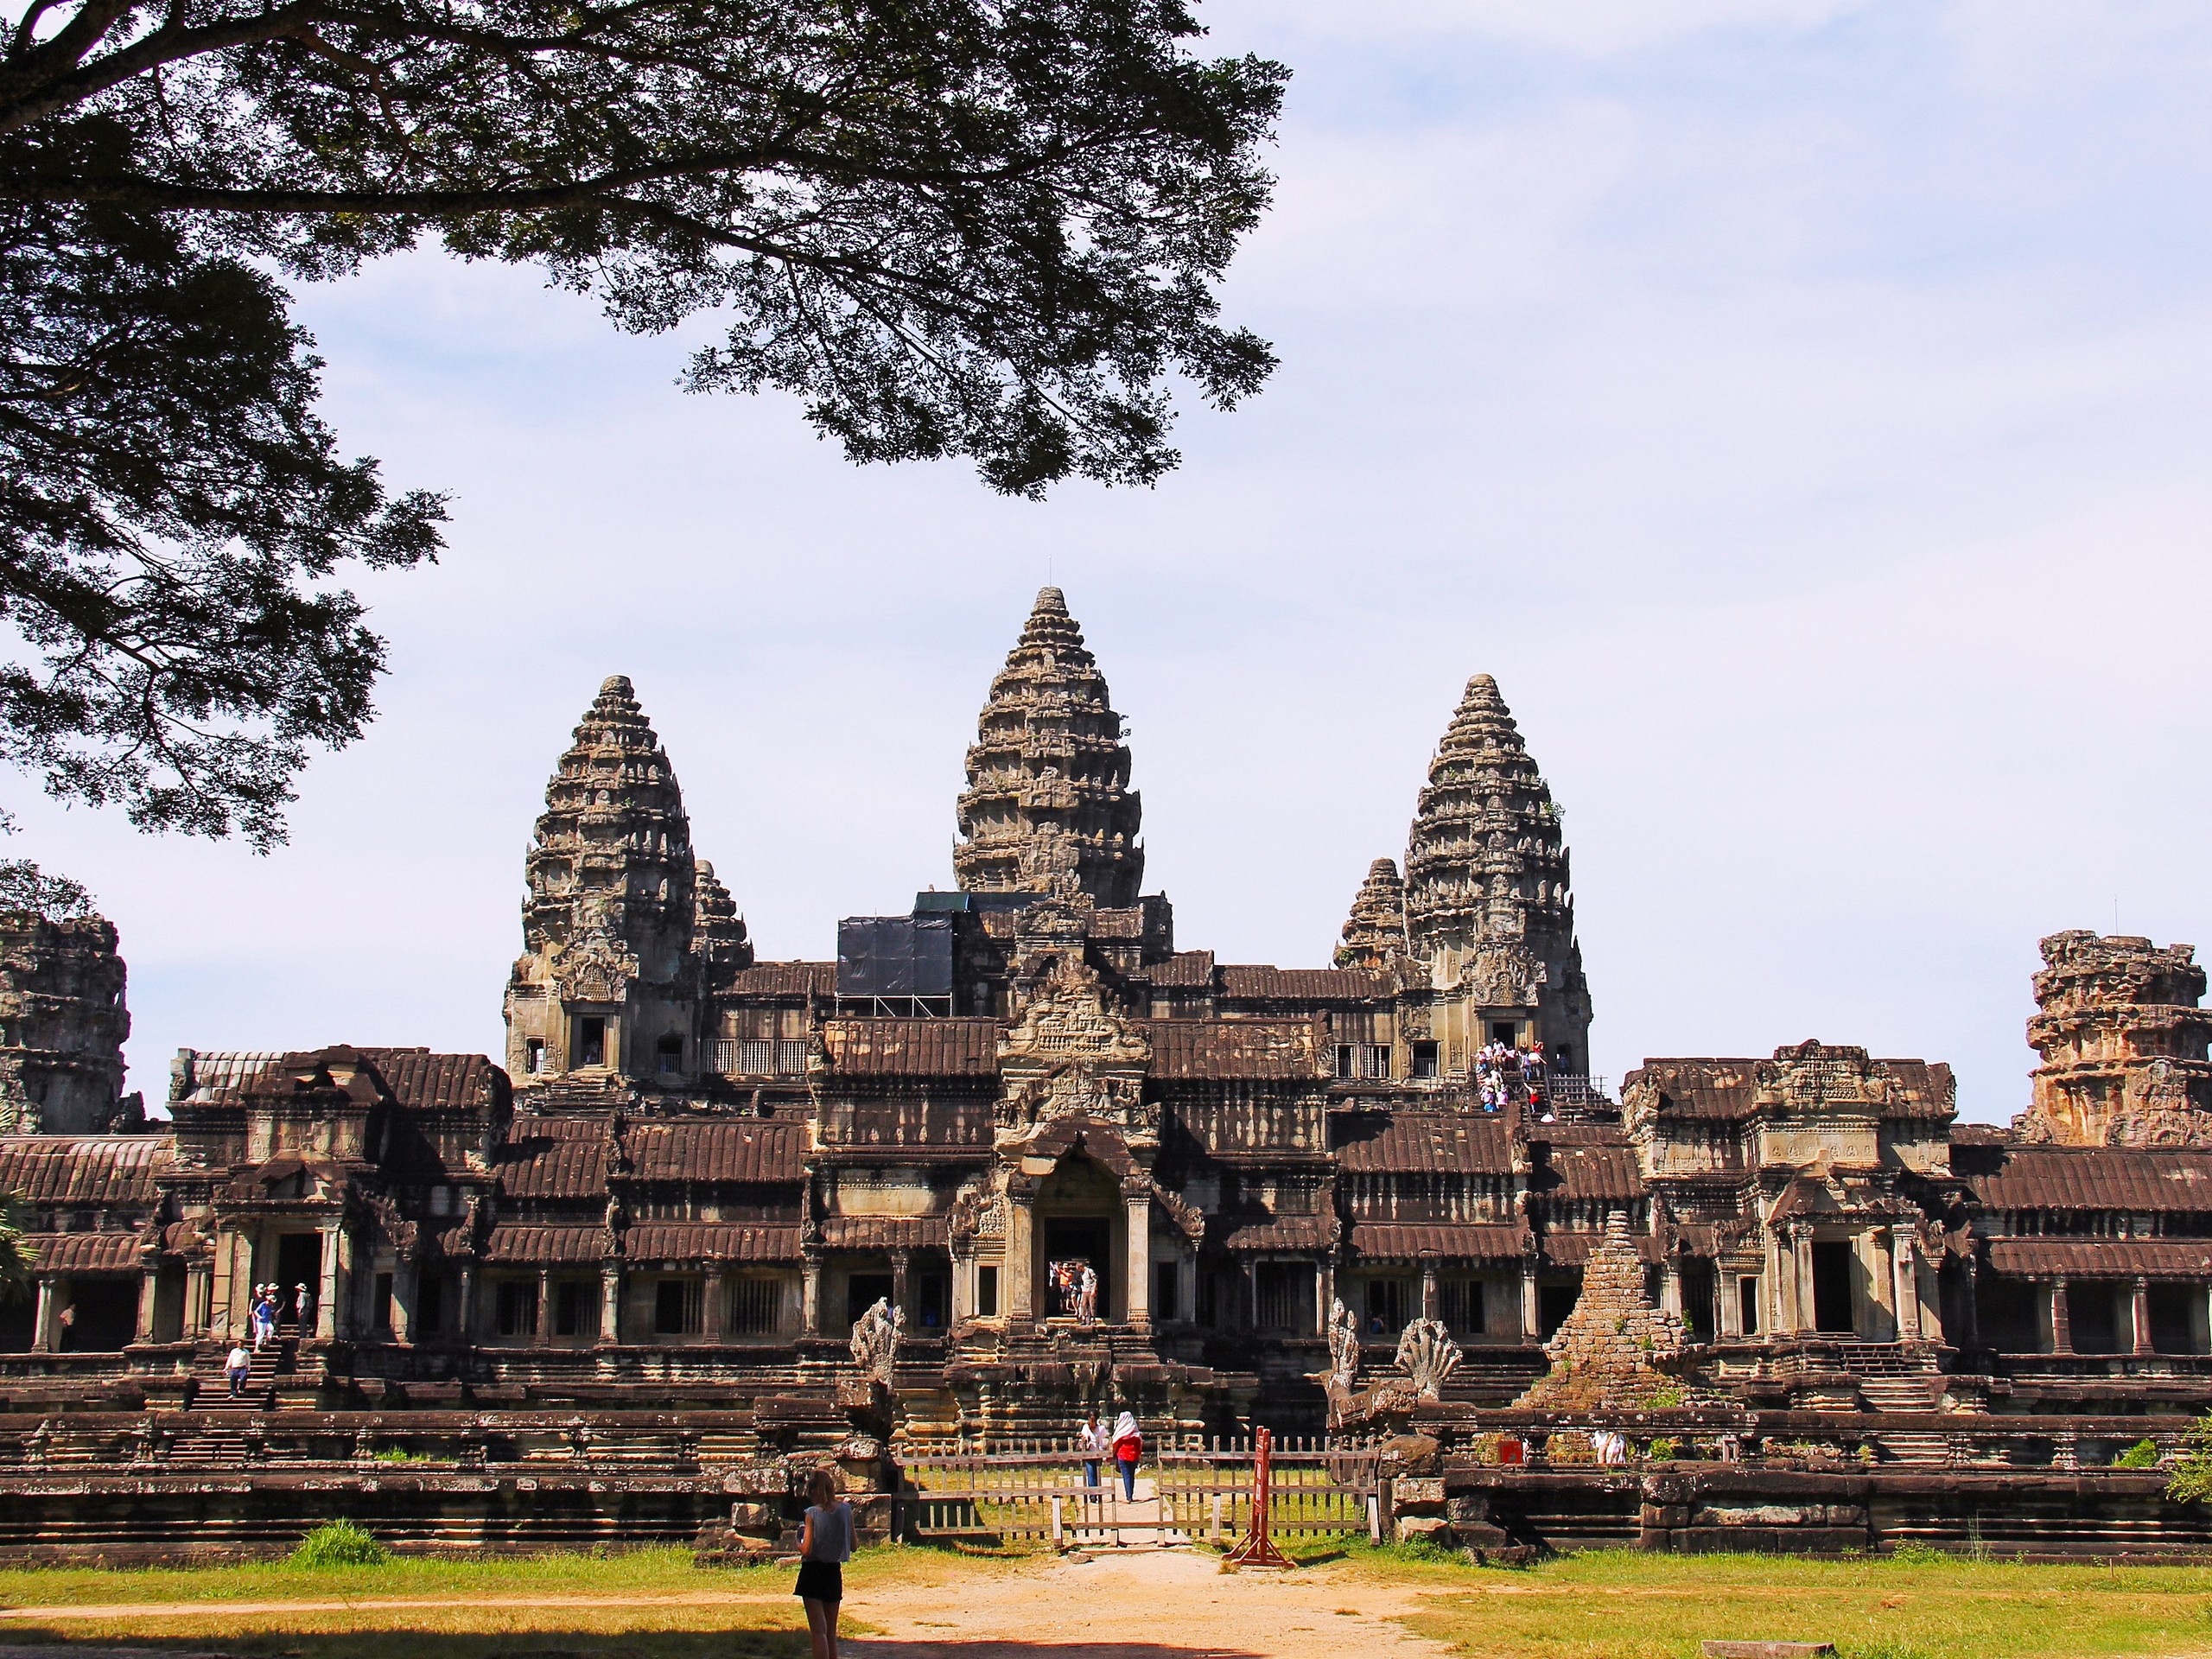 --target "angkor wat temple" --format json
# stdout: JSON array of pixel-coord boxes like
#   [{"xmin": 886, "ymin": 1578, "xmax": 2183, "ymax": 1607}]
[{"xmin": 0, "ymin": 588, "xmax": 2209, "ymax": 1557}]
